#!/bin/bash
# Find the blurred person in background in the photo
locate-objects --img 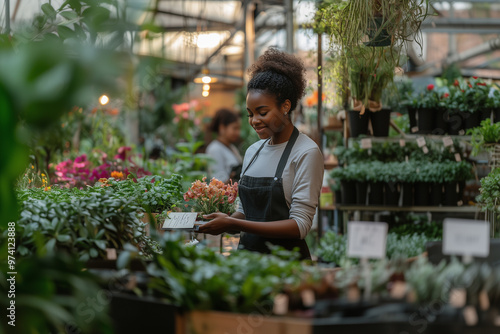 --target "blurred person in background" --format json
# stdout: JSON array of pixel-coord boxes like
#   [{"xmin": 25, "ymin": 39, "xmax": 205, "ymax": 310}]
[{"xmin": 206, "ymin": 108, "xmax": 242, "ymax": 183}]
